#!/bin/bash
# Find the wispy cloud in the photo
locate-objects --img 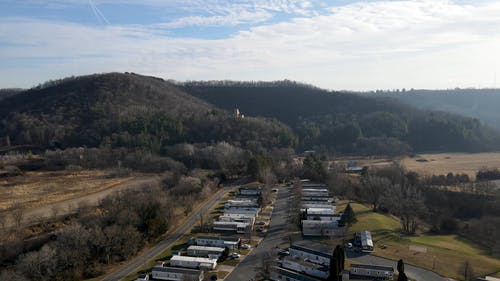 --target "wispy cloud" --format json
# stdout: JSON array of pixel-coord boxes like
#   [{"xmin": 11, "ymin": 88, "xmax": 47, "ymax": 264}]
[{"xmin": 1, "ymin": 0, "xmax": 500, "ymax": 90}]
